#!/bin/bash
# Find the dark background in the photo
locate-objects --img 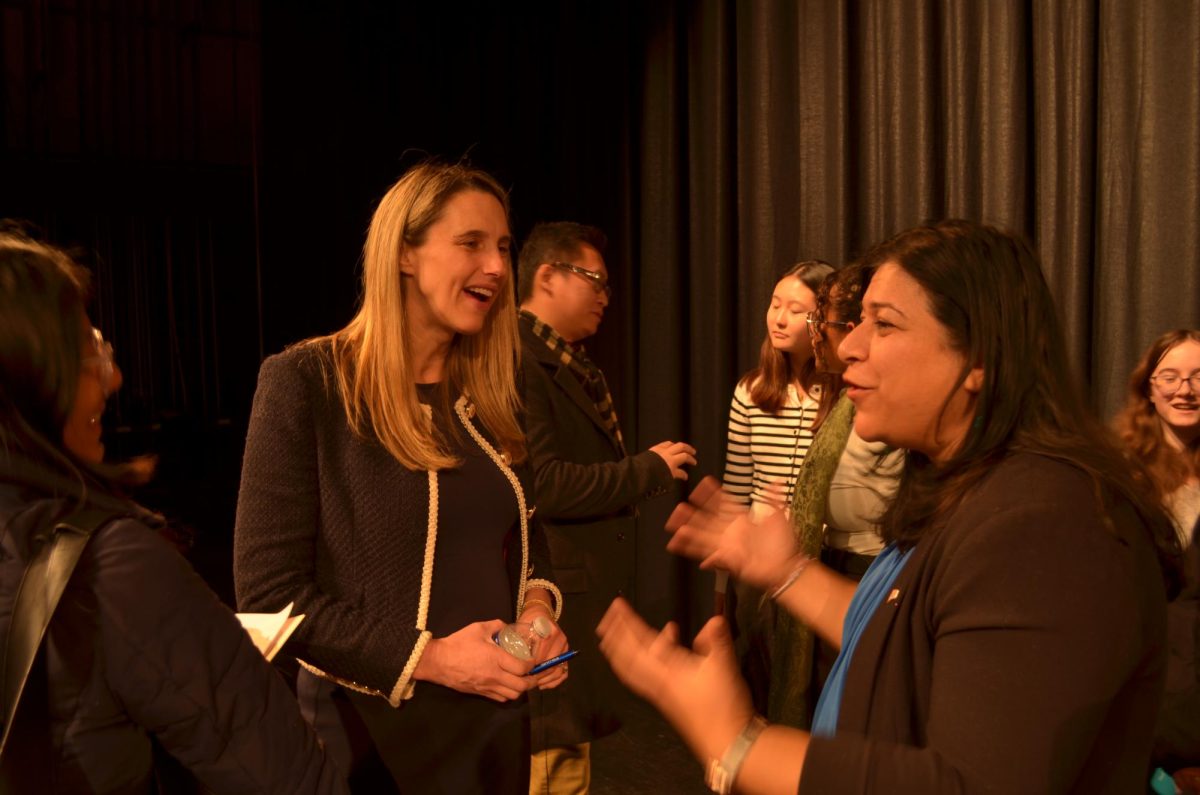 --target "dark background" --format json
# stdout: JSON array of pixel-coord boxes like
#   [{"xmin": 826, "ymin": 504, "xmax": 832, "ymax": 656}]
[
  {"xmin": 3, "ymin": 0, "xmax": 1198, "ymax": 635},
  {"xmin": 0, "ymin": 0, "xmax": 679, "ymax": 620}
]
